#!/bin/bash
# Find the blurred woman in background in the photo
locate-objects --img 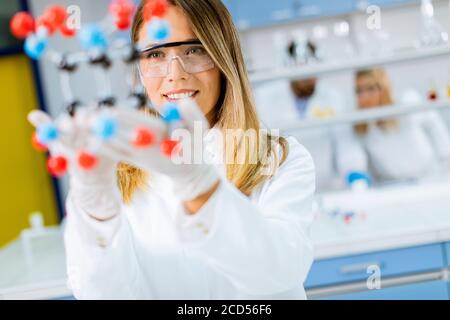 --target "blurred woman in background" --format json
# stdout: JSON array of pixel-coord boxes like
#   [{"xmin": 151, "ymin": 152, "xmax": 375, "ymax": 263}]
[
  {"xmin": 353, "ymin": 68, "xmax": 450, "ymax": 182},
  {"xmin": 254, "ymin": 77, "xmax": 352, "ymax": 191}
]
